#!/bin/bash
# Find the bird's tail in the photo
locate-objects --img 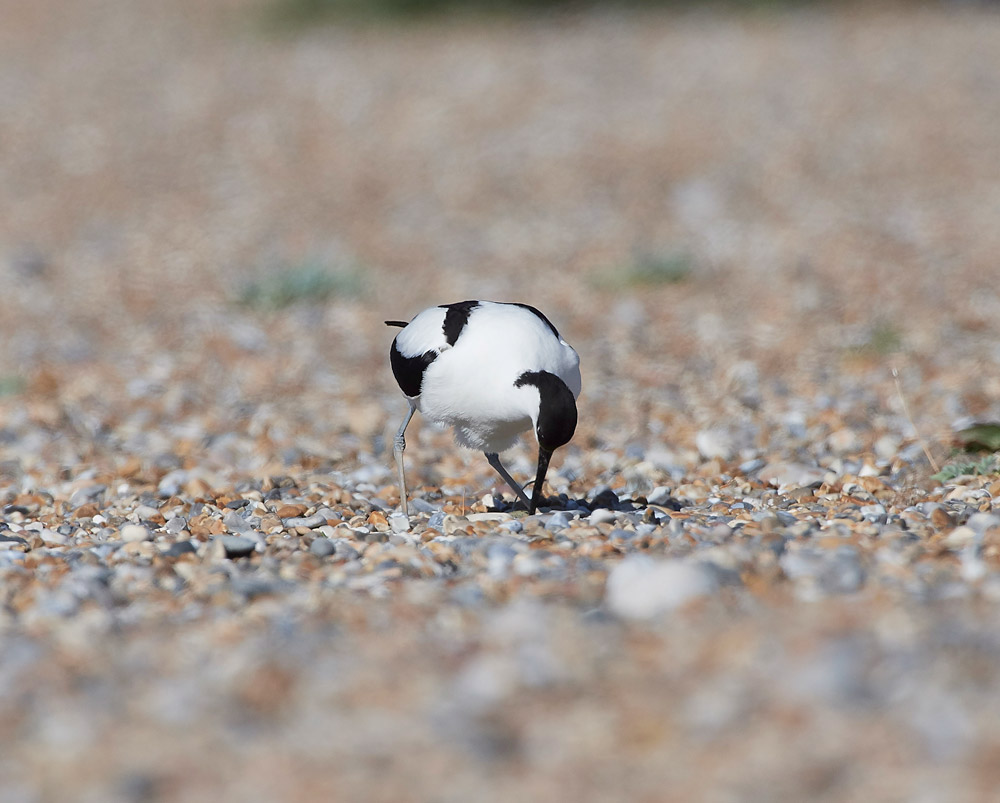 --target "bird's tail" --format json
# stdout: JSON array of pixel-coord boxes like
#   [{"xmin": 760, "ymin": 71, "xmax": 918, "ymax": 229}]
[{"xmin": 384, "ymin": 320, "xmax": 408, "ymax": 328}]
